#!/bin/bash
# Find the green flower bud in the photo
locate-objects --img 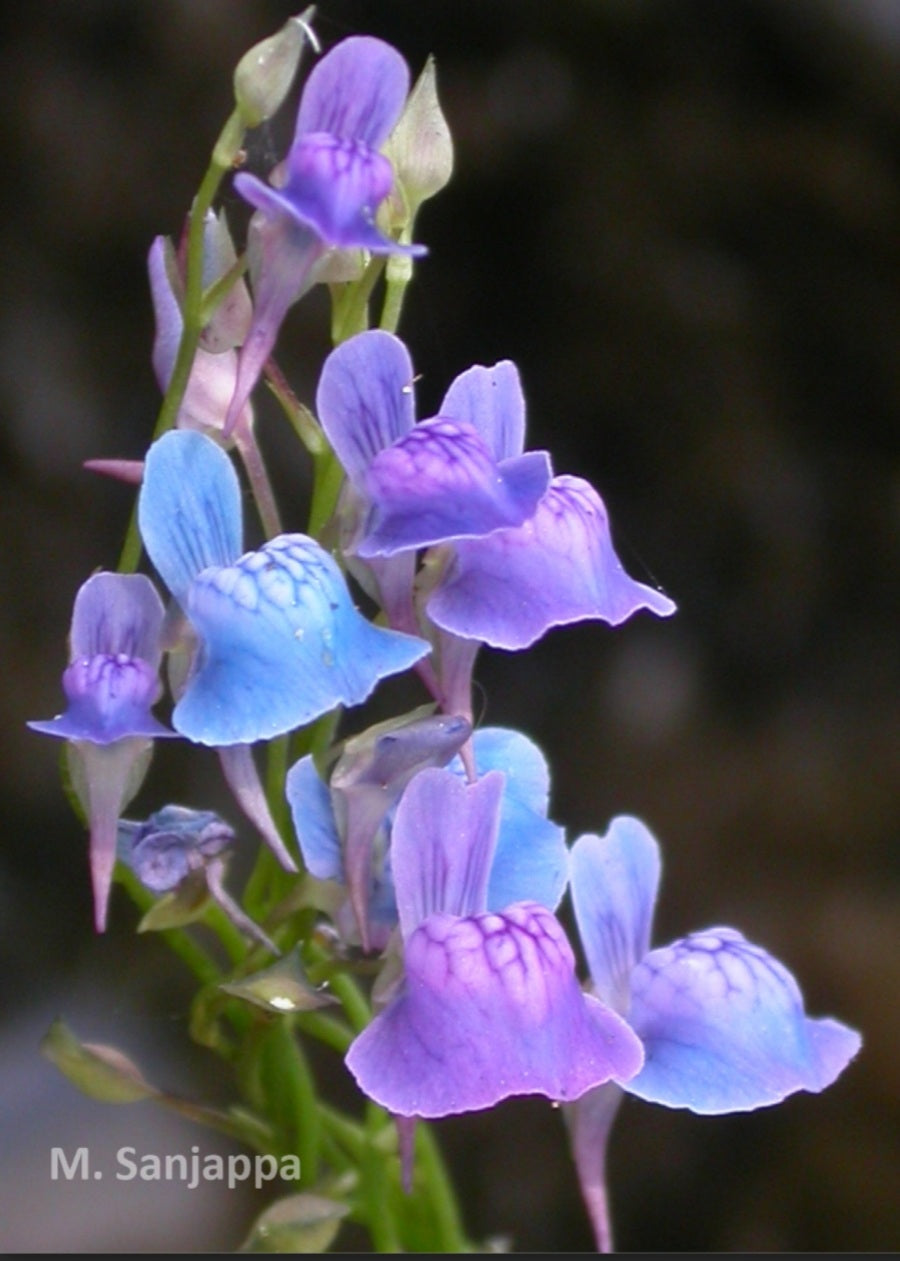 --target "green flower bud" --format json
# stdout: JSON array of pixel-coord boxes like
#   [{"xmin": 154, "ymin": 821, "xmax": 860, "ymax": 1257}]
[
  {"xmin": 383, "ymin": 56, "xmax": 454, "ymax": 229},
  {"xmin": 233, "ymin": 7, "xmax": 318, "ymax": 130}
]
